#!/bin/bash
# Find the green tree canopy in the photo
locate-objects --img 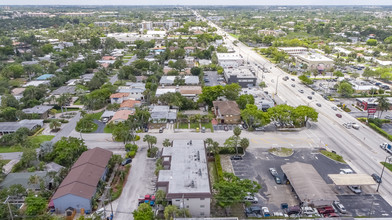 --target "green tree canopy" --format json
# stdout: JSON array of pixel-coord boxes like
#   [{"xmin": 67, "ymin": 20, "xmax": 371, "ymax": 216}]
[
  {"xmin": 236, "ymin": 94, "xmax": 255, "ymax": 110},
  {"xmin": 241, "ymin": 104, "xmax": 270, "ymax": 128},
  {"xmin": 223, "ymin": 83, "xmax": 242, "ymax": 100},
  {"xmin": 45, "ymin": 137, "xmax": 87, "ymax": 167},
  {"xmin": 337, "ymin": 81, "xmax": 354, "ymax": 97},
  {"xmin": 133, "ymin": 203, "xmax": 154, "ymax": 220}
]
